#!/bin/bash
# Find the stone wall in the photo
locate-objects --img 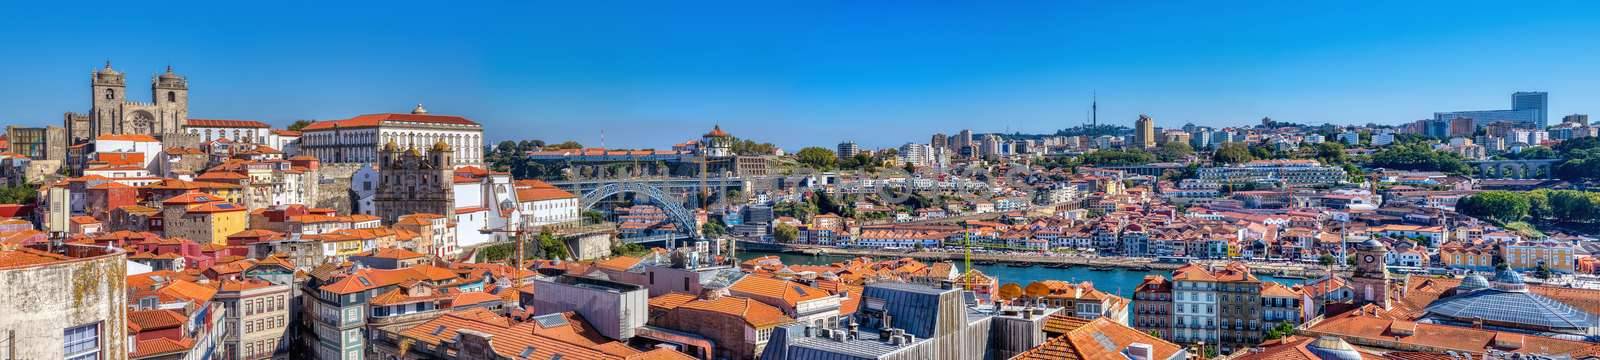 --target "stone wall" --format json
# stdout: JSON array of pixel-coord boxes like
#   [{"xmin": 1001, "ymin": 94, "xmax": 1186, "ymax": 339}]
[
  {"xmin": 315, "ymin": 163, "xmax": 366, "ymax": 214},
  {"xmin": 0, "ymin": 247, "xmax": 128, "ymax": 359}
]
